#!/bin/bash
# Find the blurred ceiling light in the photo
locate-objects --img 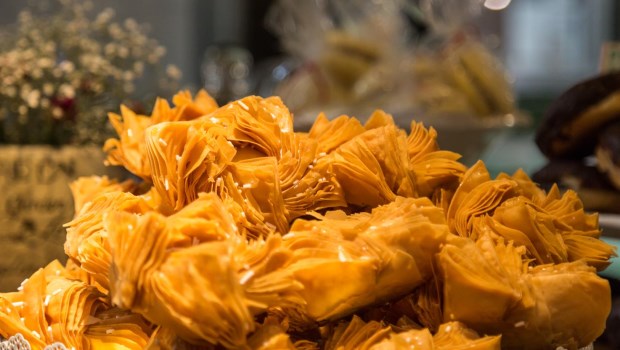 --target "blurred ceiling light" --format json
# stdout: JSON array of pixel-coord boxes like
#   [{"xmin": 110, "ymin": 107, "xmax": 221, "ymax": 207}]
[{"xmin": 484, "ymin": 0, "xmax": 511, "ymax": 11}]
